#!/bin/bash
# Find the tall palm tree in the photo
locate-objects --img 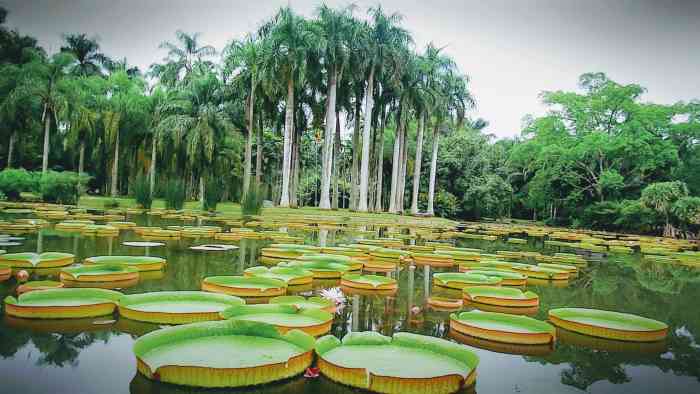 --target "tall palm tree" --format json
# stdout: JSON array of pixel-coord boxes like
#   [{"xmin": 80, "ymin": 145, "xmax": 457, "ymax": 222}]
[
  {"xmin": 358, "ymin": 6, "xmax": 412, "ymax": 212},
  {"xmin": 263, "ymin": 7, "xmax": 316, "ymax": 207},
  {"xmin": 154, "ymin": 30, "xmax": 216, "ymax": 86},
  {"xmin": 63, "ymin": 76, "xmax": 104, "ymax": 180},
  {"xmin": 144, "ymin": 86, "xmax": 172, "ymax": 196},
  {"xmin": 315, "ymin": 4, "xmax": 354, "ymax": 209},
  {"xmin": 60, "ymin": 33, "xmax": 108, "ymax": 76},
  {"xmin": 14, "ymin": 51, "xmax": 74, "ymax": 174},
  {"xmin": 223, "ymin": 33, "xmax": 264, "ymax": 200}
]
